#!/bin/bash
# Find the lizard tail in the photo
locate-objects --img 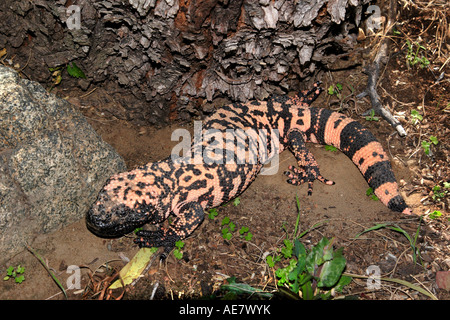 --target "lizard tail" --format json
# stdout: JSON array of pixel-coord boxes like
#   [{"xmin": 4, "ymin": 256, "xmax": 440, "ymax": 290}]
[{"xmin": 307, "ymin": 108, "xmax": 412, "ymax": 215}]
